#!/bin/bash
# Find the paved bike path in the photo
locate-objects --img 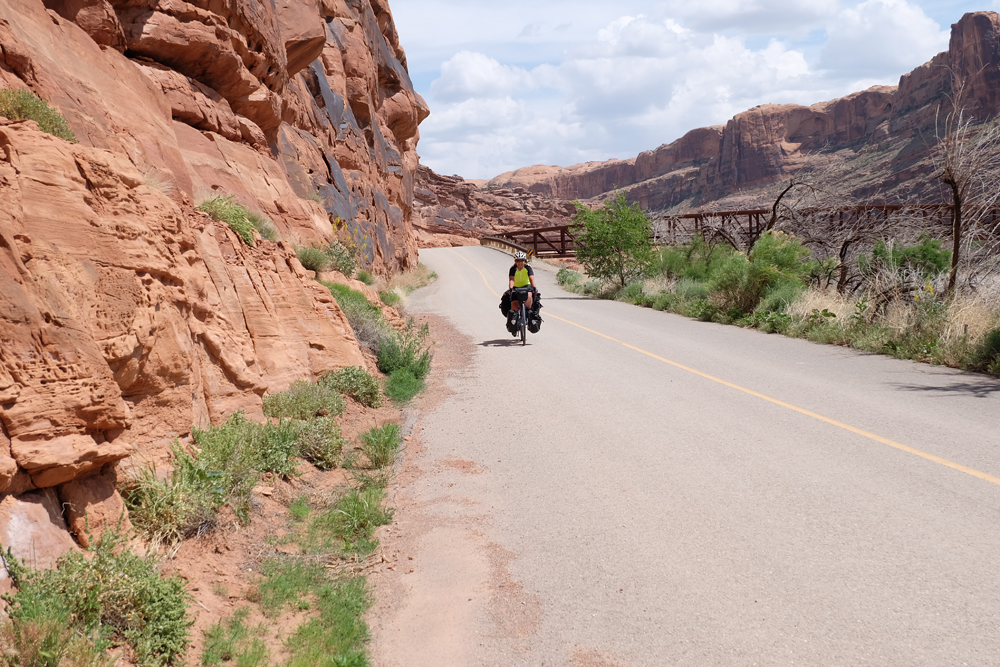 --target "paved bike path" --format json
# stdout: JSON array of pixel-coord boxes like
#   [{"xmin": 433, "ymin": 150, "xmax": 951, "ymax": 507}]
[{"xmin": 371, "ymin": 245, "xmax": 1000, "ymax": 667}]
